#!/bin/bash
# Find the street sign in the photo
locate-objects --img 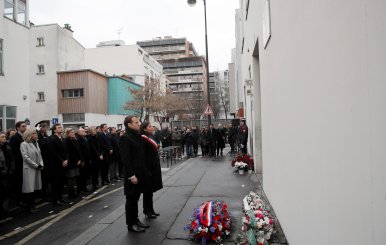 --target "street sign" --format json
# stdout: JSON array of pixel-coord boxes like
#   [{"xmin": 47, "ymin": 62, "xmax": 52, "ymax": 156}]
[
  {"xmin": 51, "ymin": 117, "xmax": 59, "ymax": 125},
  {"xmin": 203, "ymin": 104, "xmax": 214, "ymax": 115}
]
